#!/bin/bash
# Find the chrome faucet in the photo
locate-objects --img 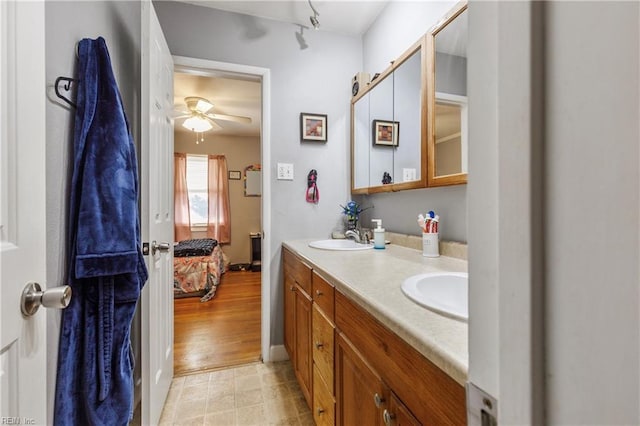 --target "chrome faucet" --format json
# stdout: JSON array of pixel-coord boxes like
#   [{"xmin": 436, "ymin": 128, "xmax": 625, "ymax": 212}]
[
  {"xmin": 345, "ymin": 229, "xmax": 361, "ymax": 243},
  {"xmin": 345, "ymin": 229, "xmax": 370, "ymax": 244}
]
